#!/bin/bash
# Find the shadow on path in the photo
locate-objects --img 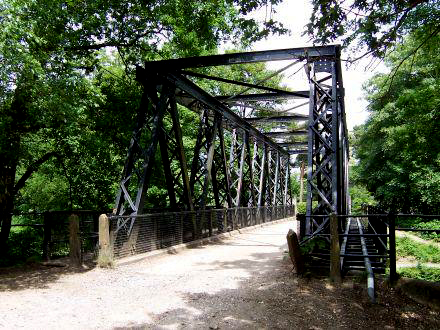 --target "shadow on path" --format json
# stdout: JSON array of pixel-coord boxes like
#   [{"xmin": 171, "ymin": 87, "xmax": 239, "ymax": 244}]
[
  {"xmin": 0, "ymin": 259, "xmax": 96, "ymax": 291},
  {"xmin": 114, "ymin": 251, "xmax": 440, "ymax": 329}
]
